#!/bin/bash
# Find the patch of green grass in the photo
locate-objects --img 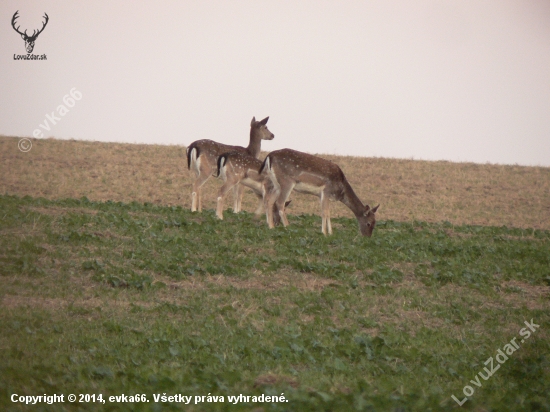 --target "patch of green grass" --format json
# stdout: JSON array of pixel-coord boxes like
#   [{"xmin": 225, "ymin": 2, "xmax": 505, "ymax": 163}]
[{"xmin": 0, "ymin": 194, "xmax": 549, "ymax": 411}]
